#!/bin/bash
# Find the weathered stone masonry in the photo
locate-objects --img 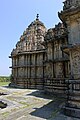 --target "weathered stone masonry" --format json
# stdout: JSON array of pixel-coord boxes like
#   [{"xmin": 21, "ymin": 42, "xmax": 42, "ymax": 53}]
[
  {"xmin": 10, "ymin": 0, "xmax": 80, "ymax": 118},
  {"xmin": 59, "ymin": 0, "xmax": 80, "ymax": 118},
  {"xmin": 44, "ymin": 23, "xmax": 70, "ymax": 94},
  {"xmin": 10, "ymin": 17, "xmax": 46, "ymax": 89}
]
